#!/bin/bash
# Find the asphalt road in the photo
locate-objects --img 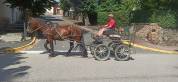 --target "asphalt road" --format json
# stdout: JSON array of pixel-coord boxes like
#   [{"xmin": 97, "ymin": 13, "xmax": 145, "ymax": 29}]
[
  {"xmin": 1, "ymin": 15, "xmax": 178, "ymax": 82},
  {"xmin": 0, "ymin": 49, "xmax": 178, "ymax": 82},
  {"xmin": 1, "ymin": 30, "xmax": 178, "ymax": 82}
]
